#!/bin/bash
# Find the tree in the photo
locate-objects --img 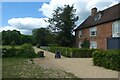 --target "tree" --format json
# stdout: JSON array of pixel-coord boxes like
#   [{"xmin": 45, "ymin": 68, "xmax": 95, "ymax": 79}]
[
  {"xmin": 20, "ymin": 35, "xmax": 33, "ymax": 45},
  {"xmin": 2, "ymin": 30, "xmax": 33, "ymax": 45},
  {"xmin": 2, "ymin": 30, "xmax": 21, "ymax": 45},
  {"xmin": 81, "ymin": 38, "xmax": 90, "ymax": 48},
  {"xmin": 32, "ymin": 28, "xmax": 55, "ymax": 46},
  {"xmin": 47, "ymin": 5, "xmax": 79, "ymax": 47}
]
